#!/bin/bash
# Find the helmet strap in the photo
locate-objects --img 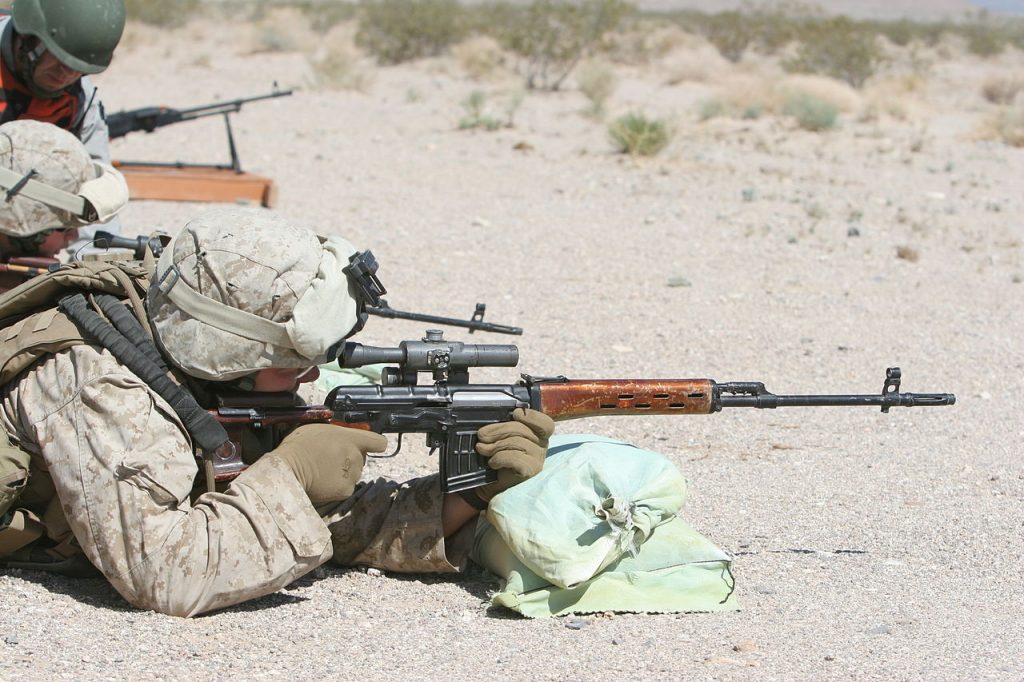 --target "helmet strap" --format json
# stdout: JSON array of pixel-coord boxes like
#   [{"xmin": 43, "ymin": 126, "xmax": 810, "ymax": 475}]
[{"xmin": 14, "ymin": 36, "xmax": 67, "ymax": 100}]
